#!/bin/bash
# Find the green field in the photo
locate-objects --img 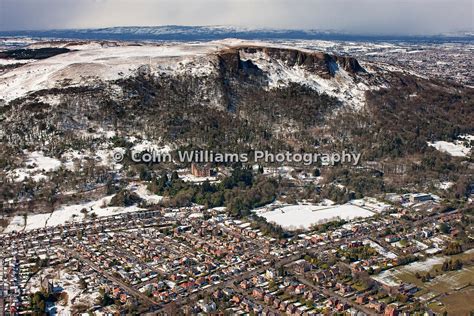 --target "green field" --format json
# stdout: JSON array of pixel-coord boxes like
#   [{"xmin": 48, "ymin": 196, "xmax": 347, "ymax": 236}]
[
  {"xmin": 428, "ymin": 287, "xmax": 474, "ymax": 315},
  {"xmin": 374, "ymin": 250, "xmax": 474, "ymax": 314}
]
